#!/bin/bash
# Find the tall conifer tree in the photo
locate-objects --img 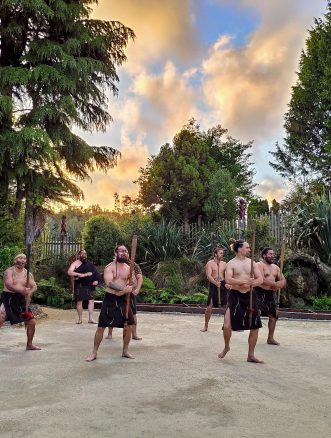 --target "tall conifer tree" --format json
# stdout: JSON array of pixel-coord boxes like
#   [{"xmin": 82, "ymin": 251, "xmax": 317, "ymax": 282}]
[{"xmin": 0, "ymin": 0, "xmax": 134, "ymax": 245}]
